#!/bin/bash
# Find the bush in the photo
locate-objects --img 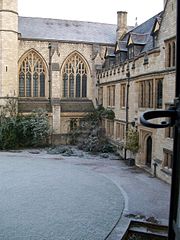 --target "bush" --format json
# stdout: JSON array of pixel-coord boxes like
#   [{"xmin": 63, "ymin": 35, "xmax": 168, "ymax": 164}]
[
  {"xmin": 125, "ymin": 127, "xmax": 139, "ymax": 154},
  {"xmin": 69, "ymin": 106, "xmax": 115, "ymax": 153},
  {"xmin": 0, "ymin": 102, "xmax": 50, "ymax": 149}
]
